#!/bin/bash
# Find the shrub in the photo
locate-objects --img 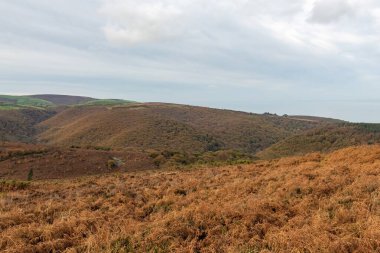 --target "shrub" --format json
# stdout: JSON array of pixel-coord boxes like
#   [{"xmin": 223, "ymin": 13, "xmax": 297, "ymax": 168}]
[
  {"xmin": 111, "ymin": 238, "xmax": 133, "ymax": 253},
  {"xmin": 174, "ymin": 189, "xmax": 187, "ymax": 196},
  {"xmin": 108, "ymin": 160, "xmax": 117, "ymax": 169},
  {"xmin": 0, "ymin": 180, "xmax": 30, "ymax": 192},
  {"xmin": 27, "ymin": 168, "xmax": 34, "ymax": 181}
]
